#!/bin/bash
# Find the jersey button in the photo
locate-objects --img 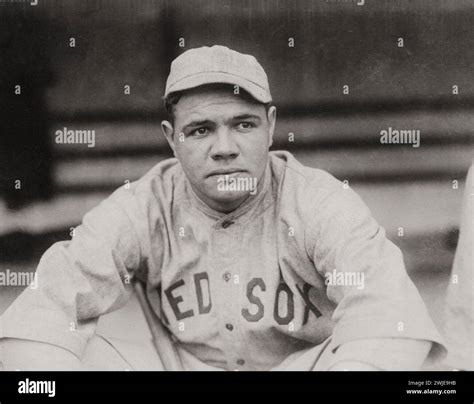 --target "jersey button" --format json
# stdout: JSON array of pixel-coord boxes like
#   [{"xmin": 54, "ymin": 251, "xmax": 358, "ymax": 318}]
[
  {"xmin": 223, "ymin": 272, "xmax": 231, "ymax": 282},
  {"xmin": 221, "ymin": 220, "xmax": 234, "ymax": 229},
  {"xmin": 236, "ymin": 359, "xmax": 245, "ymax": 366},
  {"xmin": 225, "ymin": 323, "xmax": 234, "ymax": 331}
]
